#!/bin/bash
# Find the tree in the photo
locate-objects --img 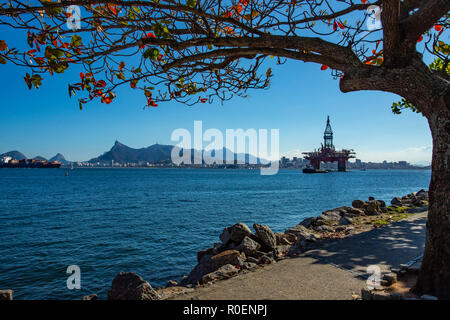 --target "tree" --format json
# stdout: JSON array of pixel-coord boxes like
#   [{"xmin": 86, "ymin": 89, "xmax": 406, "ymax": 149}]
[{"xmin": 0, "ymin": 0, "xmax": 449, "ymax": 298}]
